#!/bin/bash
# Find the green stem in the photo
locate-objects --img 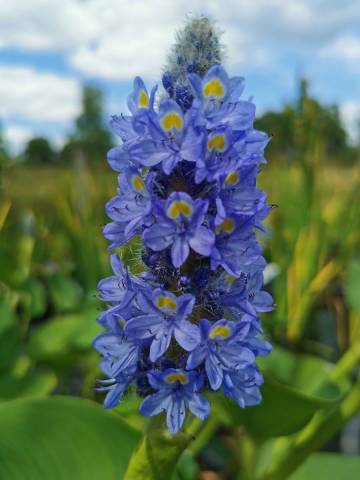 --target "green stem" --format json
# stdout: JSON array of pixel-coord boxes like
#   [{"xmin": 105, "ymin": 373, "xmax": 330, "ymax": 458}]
[
  {"xmin": 260, "ymin": 376, "xmax": 360, "ymax": 480},
  {"xmin": 329, "ymin": 342, "xmax": 360, "ymax": 383},
  {"xmin": 188, "ymin": 415, "xmax": 220, "ymax": 457},
  {"xmin": 236, "ymin": 432, "xmax": 258, "ymax": 480},
  {"xmin": 123, "ymin": 415, "xmax": 192, "ymax": 480}
]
